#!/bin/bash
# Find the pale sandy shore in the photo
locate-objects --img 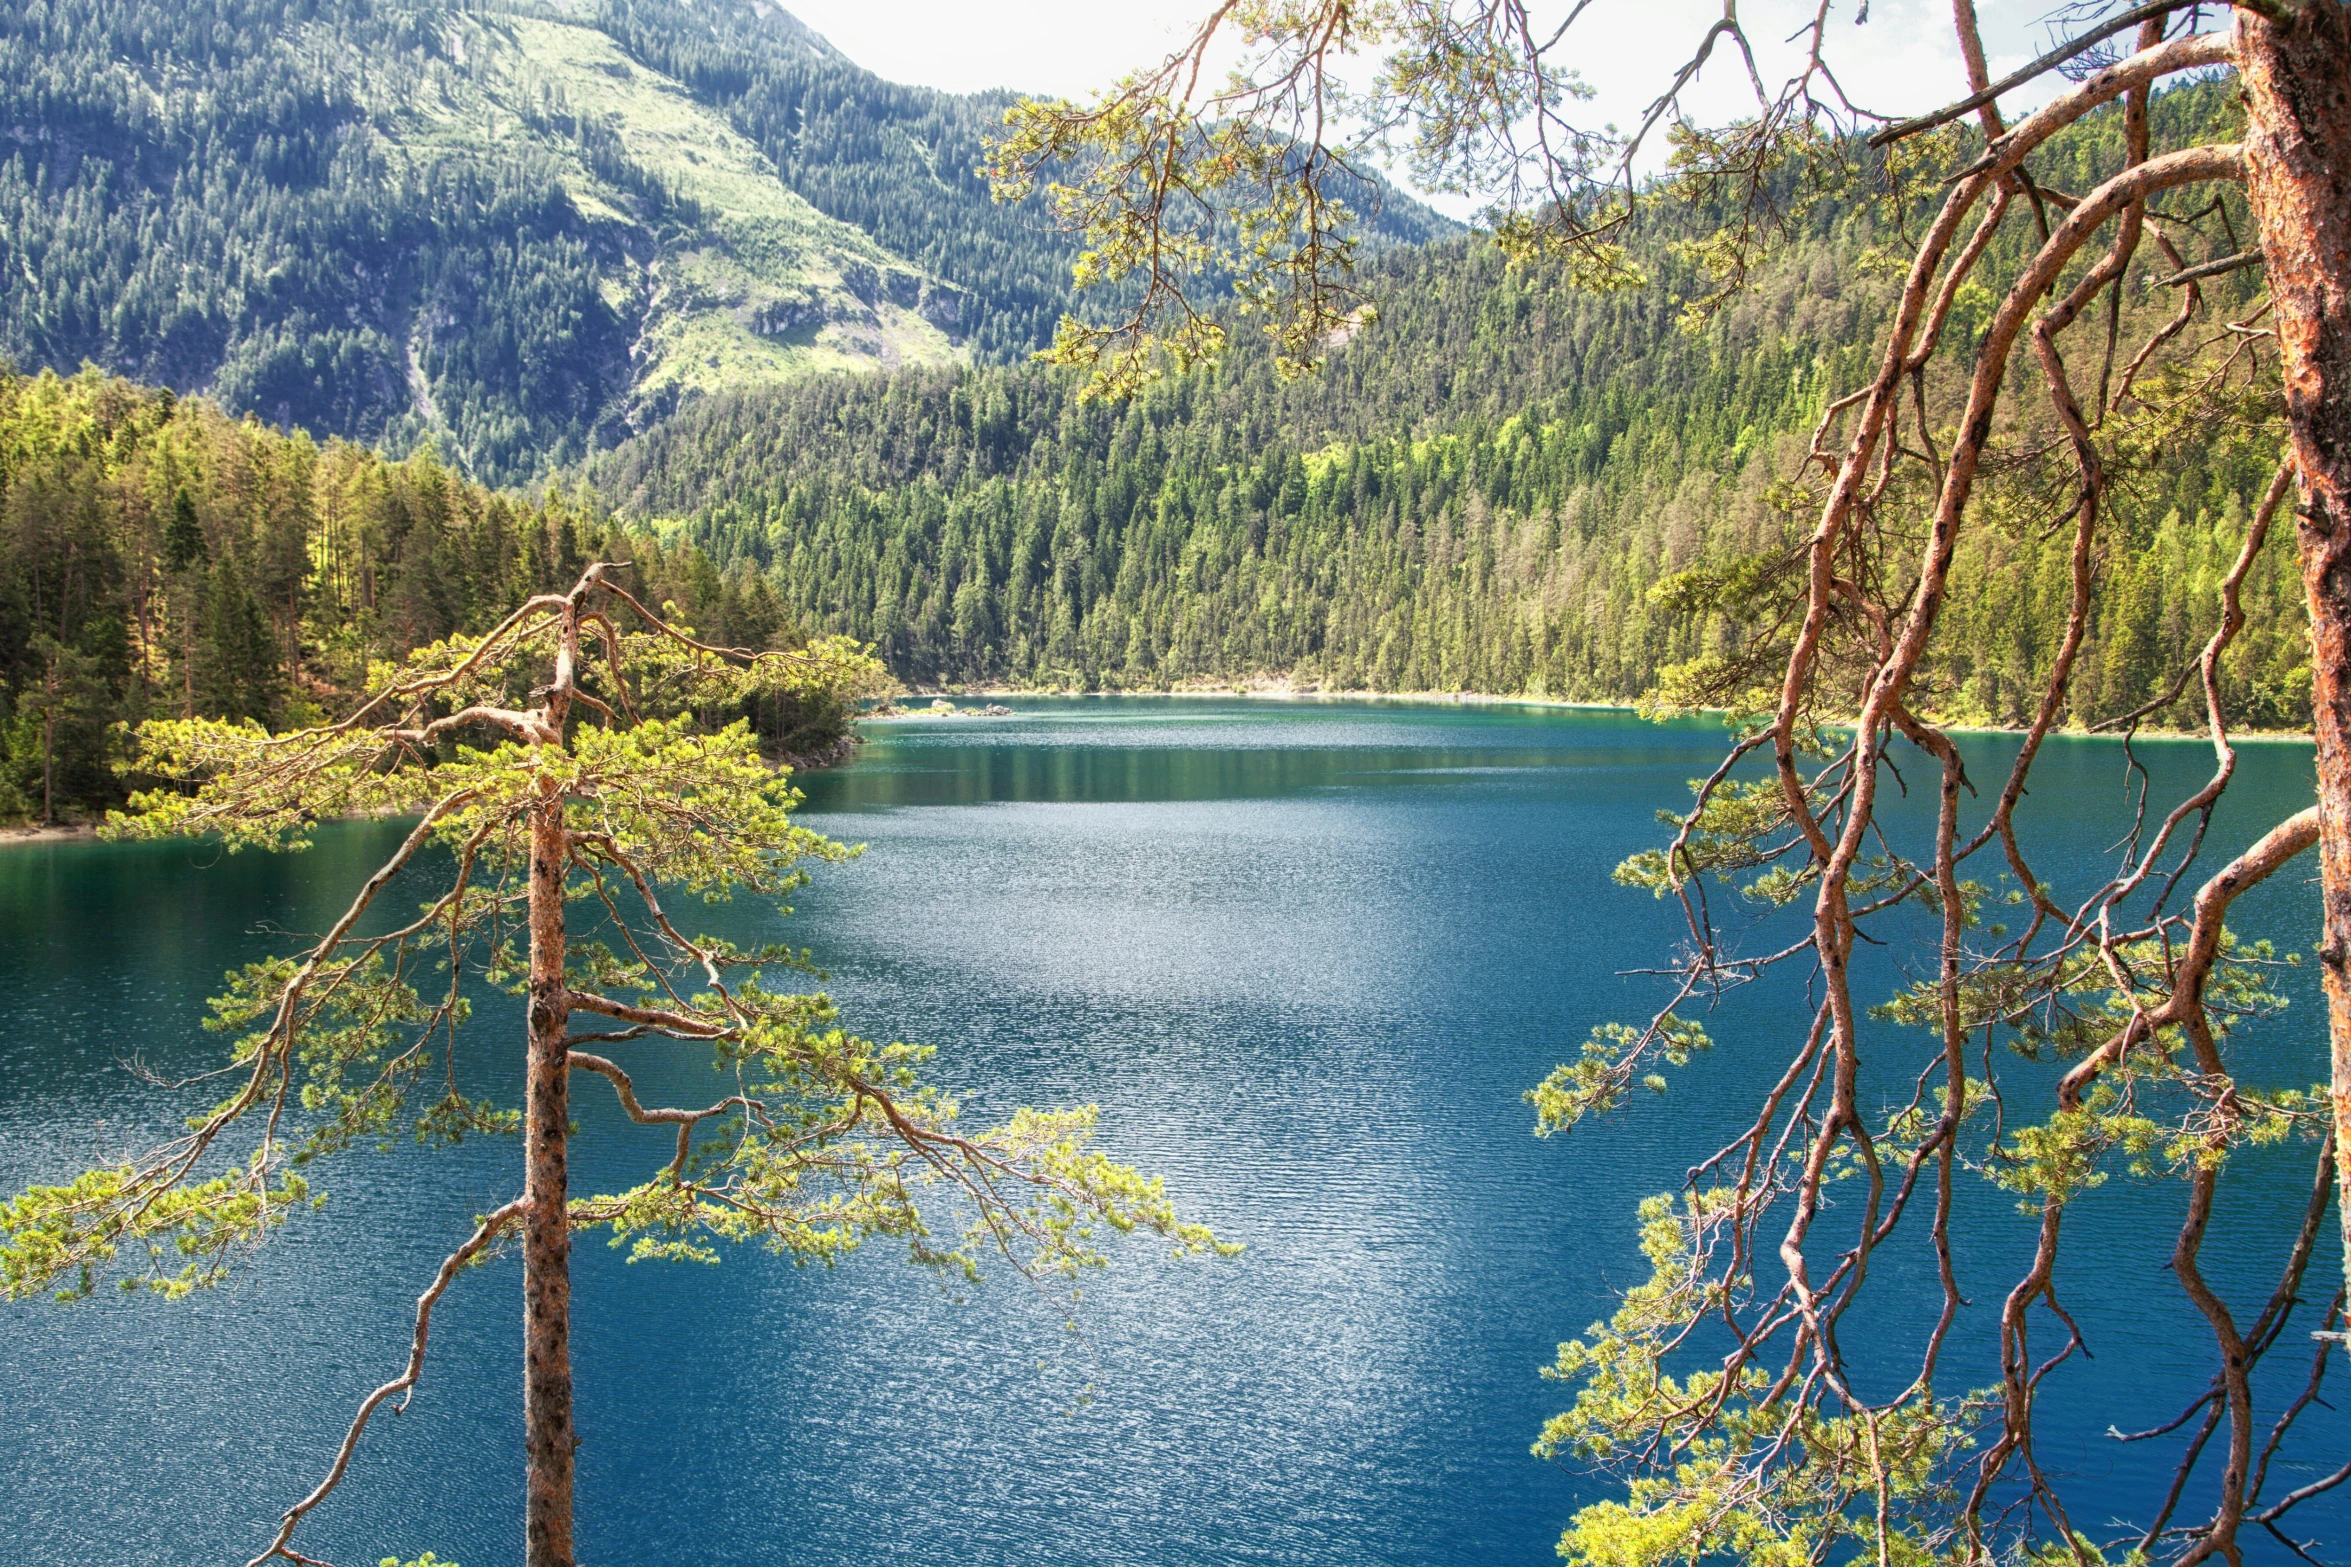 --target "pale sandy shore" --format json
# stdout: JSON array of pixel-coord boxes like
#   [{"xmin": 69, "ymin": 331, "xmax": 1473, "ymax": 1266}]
[
  {"xmin": 0, "ymin": 823, "xmax": 99, "ymax": 849},
  {"xmin": 890, "ymin": 682, "xmax": 2316, "ymax": 744}
]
